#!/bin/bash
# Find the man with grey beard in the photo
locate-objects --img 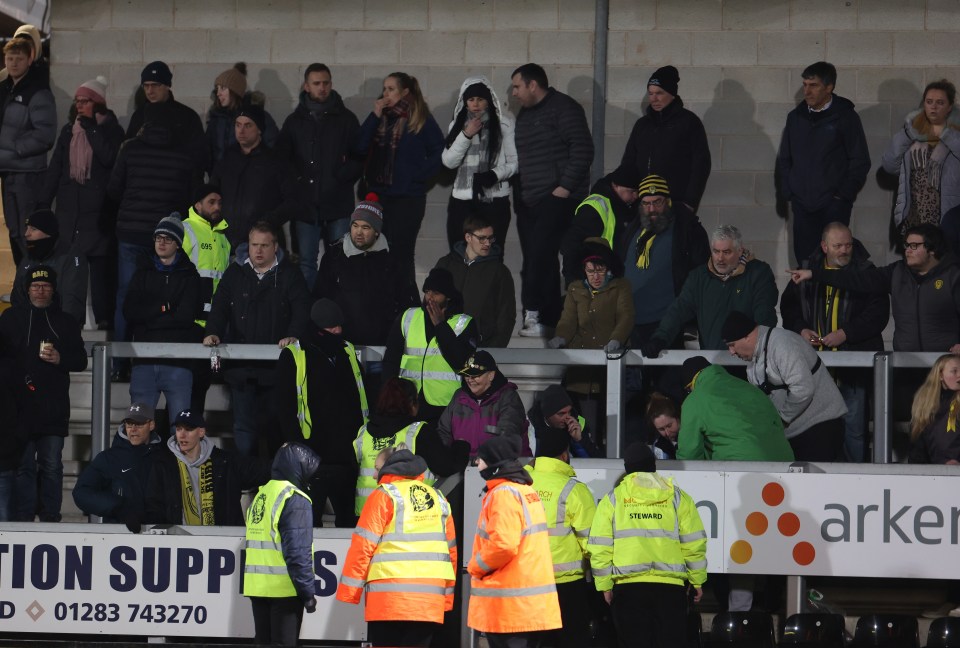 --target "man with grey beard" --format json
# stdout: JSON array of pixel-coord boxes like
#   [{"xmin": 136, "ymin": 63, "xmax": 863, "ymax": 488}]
[{"xmin": 621, "ymin": 175, "xmax": 709, "ymax": 348}]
